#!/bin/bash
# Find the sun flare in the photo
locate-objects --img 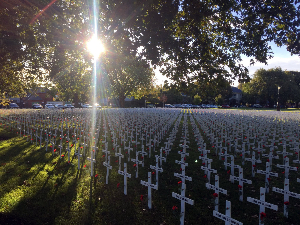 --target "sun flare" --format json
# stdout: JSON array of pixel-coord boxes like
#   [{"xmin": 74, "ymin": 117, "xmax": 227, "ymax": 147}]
[{"xmin": 86, "ymin": 36, "xmax": 105, "ymax": 58}]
